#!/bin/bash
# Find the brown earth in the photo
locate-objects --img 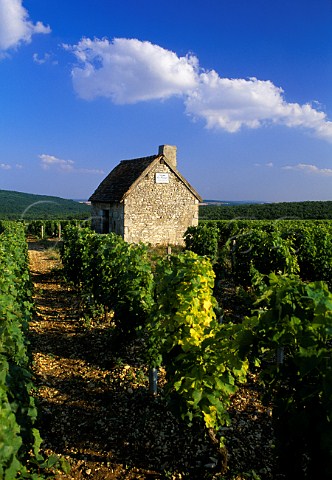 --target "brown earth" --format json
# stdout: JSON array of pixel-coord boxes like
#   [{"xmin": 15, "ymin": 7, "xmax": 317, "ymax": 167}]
[{"xmin": 28, "ymin": 239, "xmax": 274, "ymax": 480}]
